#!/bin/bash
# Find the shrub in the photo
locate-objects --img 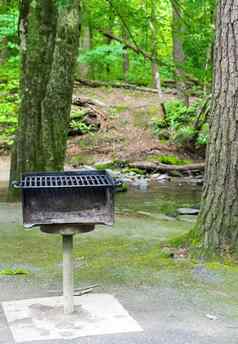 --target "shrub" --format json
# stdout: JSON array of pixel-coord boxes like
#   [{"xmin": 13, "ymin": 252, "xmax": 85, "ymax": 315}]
[
  {"xmin": 152, "ymin": 99, "xmax": 208, "ymax": 149},
  {"xmin": 175, "ymin": 126, "xmax": 196, "ymax": 145},
  {"xmin": 196, "ymin": 123, "xmax": 209, "ymax": 145}
]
